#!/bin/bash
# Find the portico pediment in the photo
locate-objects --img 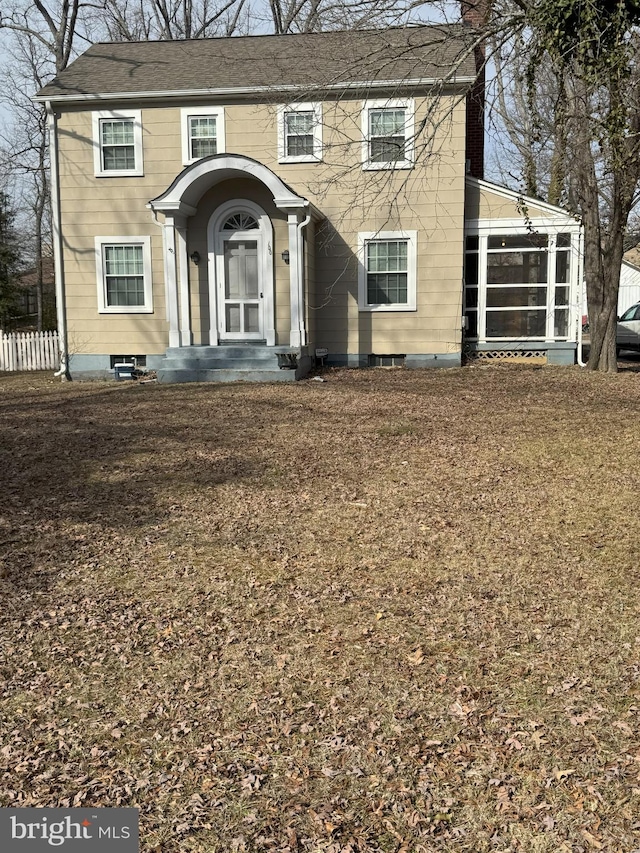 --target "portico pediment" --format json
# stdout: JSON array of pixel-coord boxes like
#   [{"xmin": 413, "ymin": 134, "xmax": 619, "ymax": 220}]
[{"xmin": 148, "ymin": 153, "xmax": 319, "ymax": 217}]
